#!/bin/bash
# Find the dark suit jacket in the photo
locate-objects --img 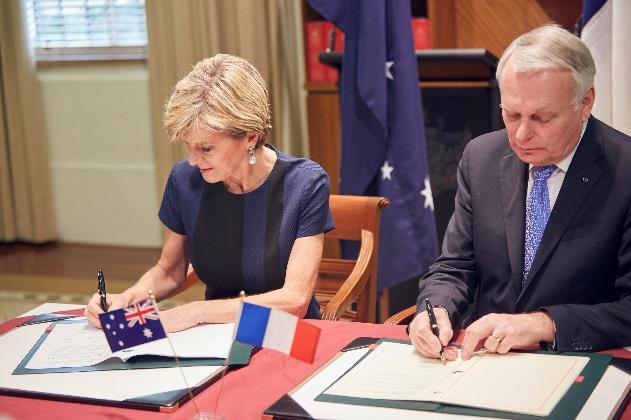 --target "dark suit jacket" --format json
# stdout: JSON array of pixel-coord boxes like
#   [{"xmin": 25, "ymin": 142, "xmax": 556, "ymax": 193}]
[{"xmin": 417, "ymin": 116, "xmax": 631, "ymax": 352}]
